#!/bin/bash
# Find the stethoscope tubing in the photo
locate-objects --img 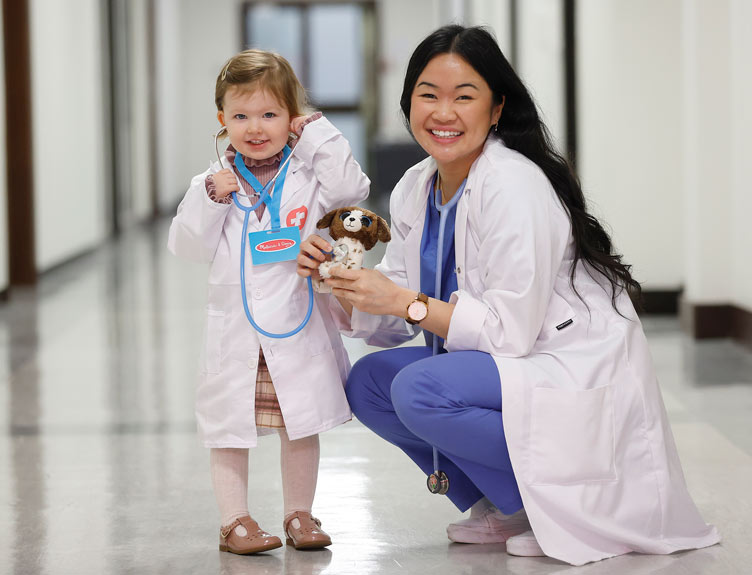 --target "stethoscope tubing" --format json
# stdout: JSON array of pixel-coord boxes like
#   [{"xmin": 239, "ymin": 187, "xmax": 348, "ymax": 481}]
[
  {"xmin": 430, "ymin": 175, "xmax": 466, "ymax": 474},
  {"xmin": 237, "ymin": 204, "xmax": 314, "ymax": 339},
  {"xmin": 214, "ymin": 127, "xmax": 314, "ymax": 339}
]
